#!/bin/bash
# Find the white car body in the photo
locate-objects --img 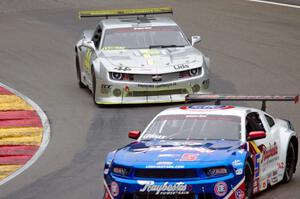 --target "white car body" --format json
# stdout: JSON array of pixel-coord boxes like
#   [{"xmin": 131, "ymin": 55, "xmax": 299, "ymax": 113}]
[
  {"xmin": 140, "ymin": 104, "xmax": 298, "ymax": 193},
  {"xmin": 75, "ymin": 16, "xmax": 210, "ymax": 104}
]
